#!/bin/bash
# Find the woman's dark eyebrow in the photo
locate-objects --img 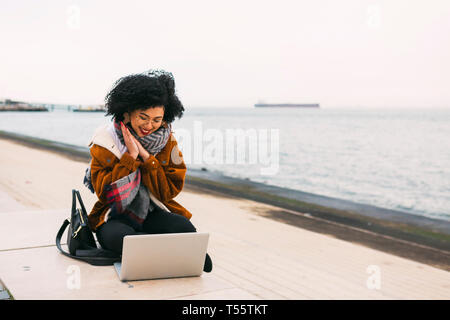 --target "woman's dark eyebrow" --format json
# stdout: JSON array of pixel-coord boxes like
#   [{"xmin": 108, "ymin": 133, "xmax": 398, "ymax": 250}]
[{"xmin": 140, "ymin": 112, "xmax": 163, "ymax": 119}]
